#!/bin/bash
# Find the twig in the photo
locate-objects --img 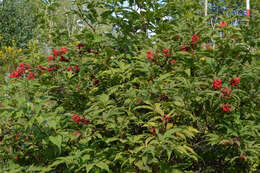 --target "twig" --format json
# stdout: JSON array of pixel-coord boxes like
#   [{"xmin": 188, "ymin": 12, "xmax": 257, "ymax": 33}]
[{"xmin": 76, "ymin": 3, "xmax": 96, "ymax": 33}]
